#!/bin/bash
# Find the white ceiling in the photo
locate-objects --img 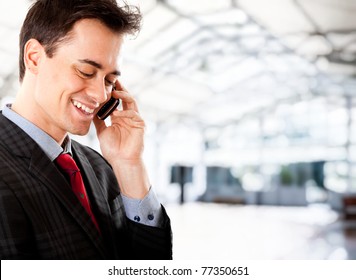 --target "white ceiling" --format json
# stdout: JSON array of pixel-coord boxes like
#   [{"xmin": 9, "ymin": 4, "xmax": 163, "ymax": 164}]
[{"xmin": 1, "ymin": 0, "xmax": 356, "ymax": 131}]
